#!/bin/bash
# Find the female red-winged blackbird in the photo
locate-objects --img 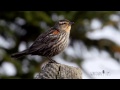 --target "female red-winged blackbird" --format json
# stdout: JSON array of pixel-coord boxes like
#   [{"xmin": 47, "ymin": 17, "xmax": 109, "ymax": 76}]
[{"xmin": 11, "ymin": 19, "xmax": 74, "ymax": 63}]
